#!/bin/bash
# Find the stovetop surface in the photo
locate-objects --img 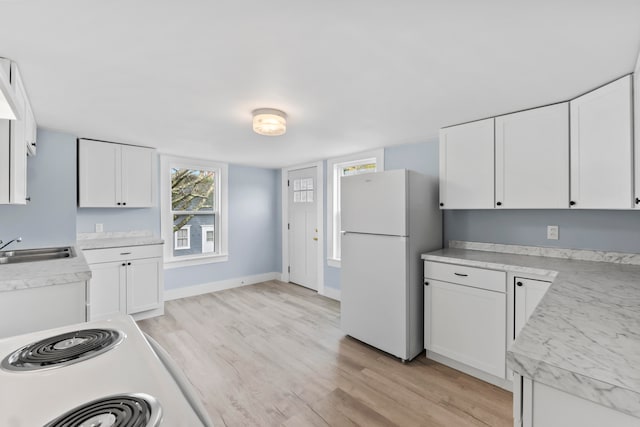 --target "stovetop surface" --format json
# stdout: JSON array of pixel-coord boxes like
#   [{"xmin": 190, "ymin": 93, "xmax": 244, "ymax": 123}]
[{"xmin": 0, "ymin": 315, "xmax": 203, "ymax": 427}]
